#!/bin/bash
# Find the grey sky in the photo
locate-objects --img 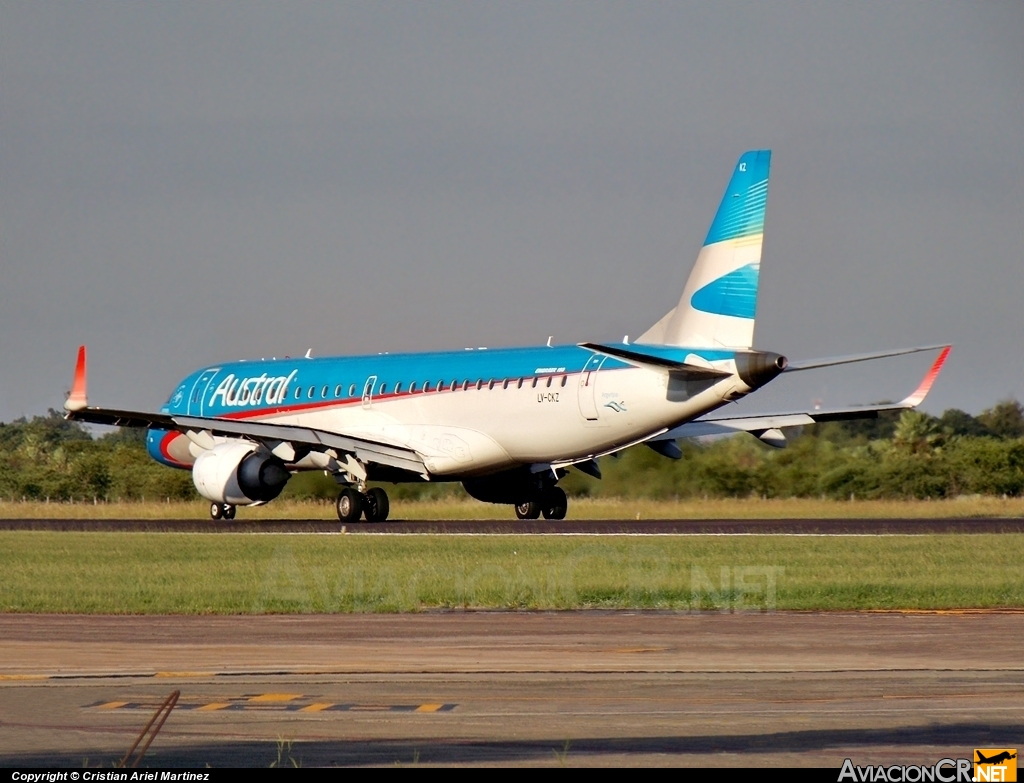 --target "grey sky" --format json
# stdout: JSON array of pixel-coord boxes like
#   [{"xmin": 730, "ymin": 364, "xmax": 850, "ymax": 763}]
[{"xmin": 1, "ymin": 2, "xmax": 1022, "ymax": 423}]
